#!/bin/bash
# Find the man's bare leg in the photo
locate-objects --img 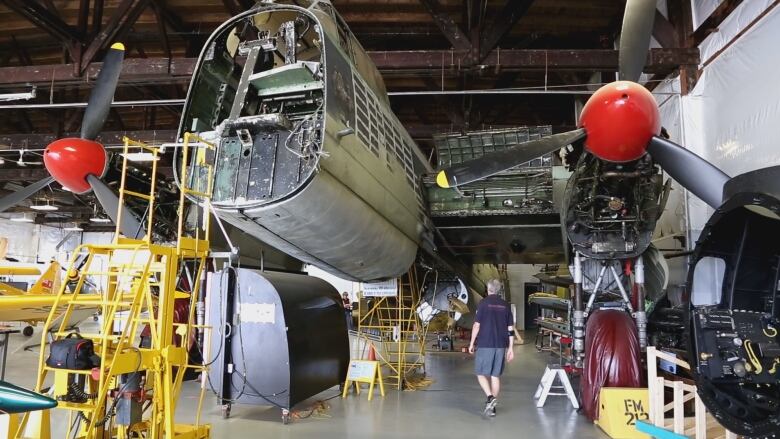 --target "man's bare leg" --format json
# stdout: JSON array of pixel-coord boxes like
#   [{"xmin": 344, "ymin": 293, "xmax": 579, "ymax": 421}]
[
  {"xmin": 491, "ymin": 376, "xmax": 501, "ymax": 398},
  {"xmin": 477, "ymin": 375, "xmax": 492, "ymax": 397}
]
